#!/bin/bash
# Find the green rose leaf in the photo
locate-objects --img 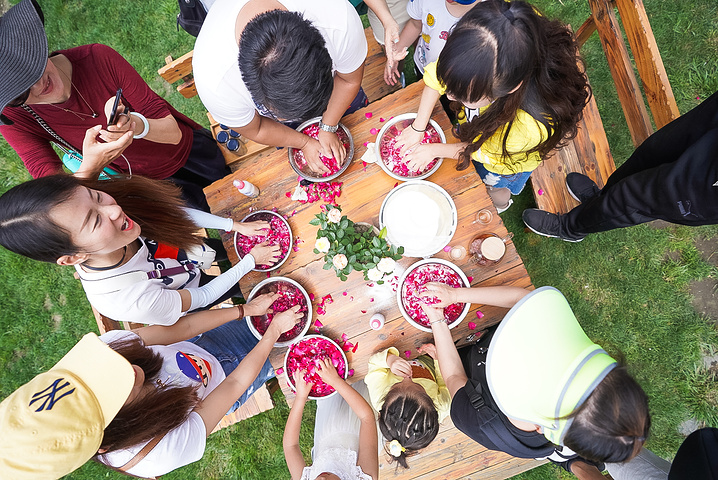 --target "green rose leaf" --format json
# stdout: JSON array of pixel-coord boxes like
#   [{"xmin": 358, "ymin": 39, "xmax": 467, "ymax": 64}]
[{"xmin": 323, "ymin": 263, "xmax": 332, "ymax": 270}]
